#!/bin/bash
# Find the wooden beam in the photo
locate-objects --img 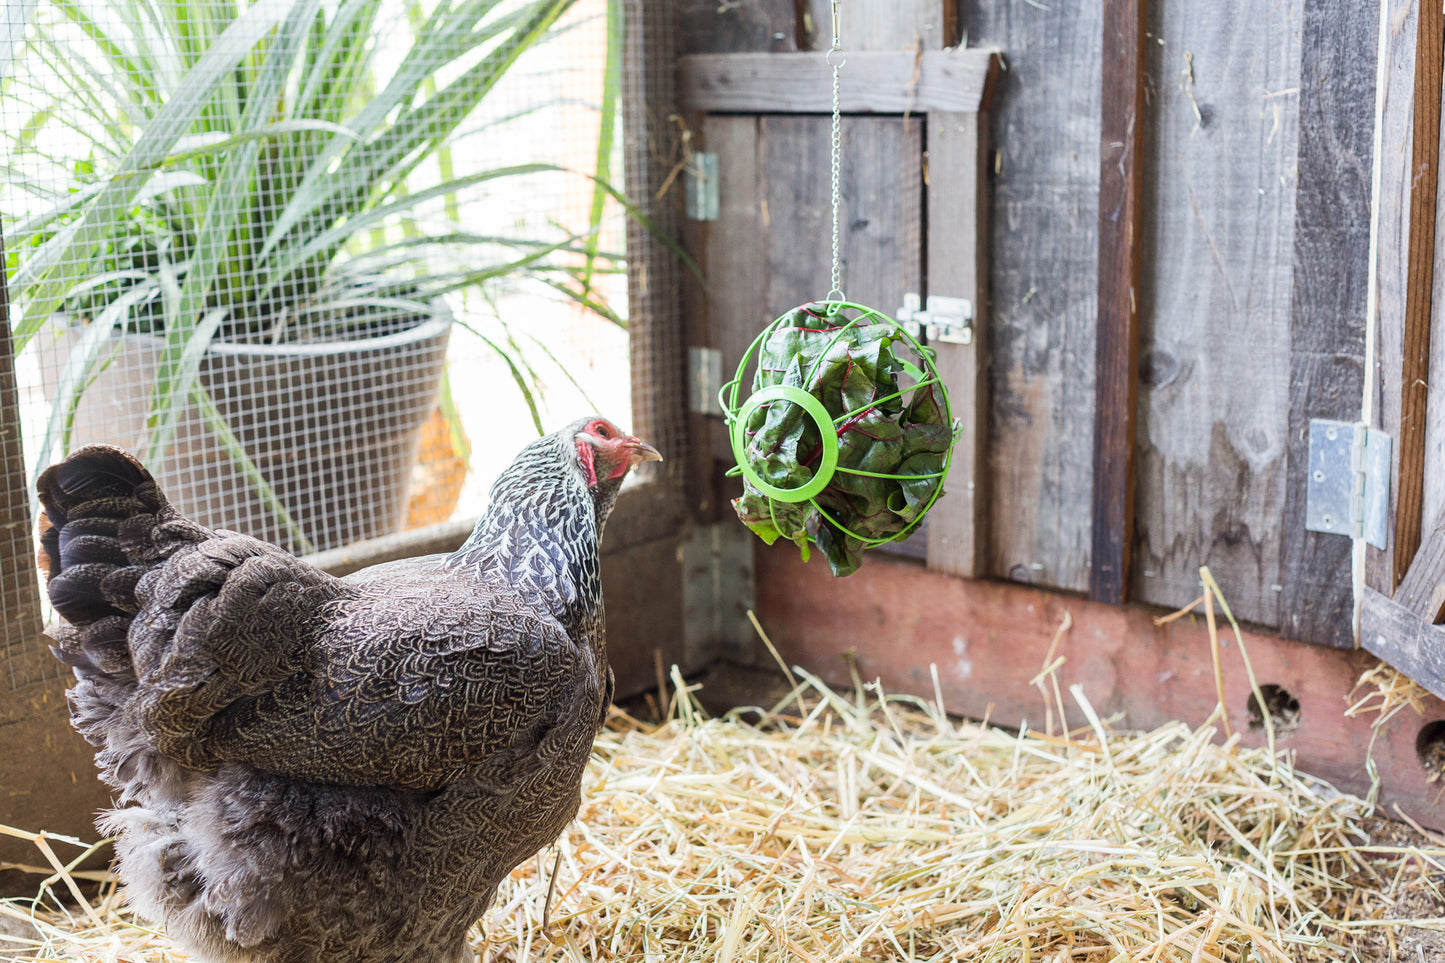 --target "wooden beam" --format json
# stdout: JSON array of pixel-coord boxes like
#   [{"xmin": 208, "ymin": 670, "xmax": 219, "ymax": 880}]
[
  {"xmin": 1394, "ymin": 0, "xmax": 1443, "ymax": 589},
  {"xmin": 1362, "ymin": 586, "xmax": 1445, "ymax": 701},
  {"xmin": 1393, "ymin": 513, "xmax": 1445, "ymax": 622},
  {"xmin": 924, "ymin": 110, "xmax": 990, "ymax": 578},
  {"xmin": 1276, "ymin": 0, "xmax": 1375, "ymax": 646},
  {"xmin": 1088, "ymin": 0, "xmax": 1146, "ymax": 604},
  {"xmin": 1369, "ymin": 0, "xmax": 1443, "ymax": 594},
  {"xmin": 756, "ymin": 546, "xmax": 1445, "ymax": 828},
  {"xmin": 678, "ymin": 50, "xmax": 1000, "ymax": 115}
]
